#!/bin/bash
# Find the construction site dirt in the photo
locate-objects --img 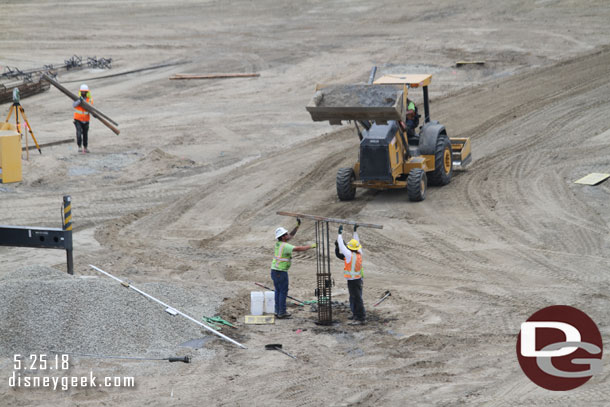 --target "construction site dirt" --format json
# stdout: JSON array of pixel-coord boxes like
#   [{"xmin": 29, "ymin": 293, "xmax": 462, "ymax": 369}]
[{"xmin": 2, "ymin": 0, "xmax": 610, "ymax": 405}]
